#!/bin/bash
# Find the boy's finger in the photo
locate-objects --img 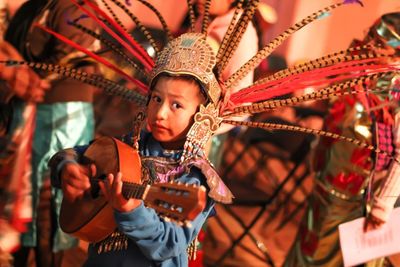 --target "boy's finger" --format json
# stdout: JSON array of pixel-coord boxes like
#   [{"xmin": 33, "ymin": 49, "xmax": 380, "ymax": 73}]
[
  {"xmin": 98, "ymin": 181, "xmax": 109, "ymax": 200},
  {"xmin": 65, "ymin": 164, "xmax": 91, "ymax": 190},
  {"xmin": 90, "ymin": 164, "xmax": 97, "ymax": 177},
  {"xmin": 63, "ymin": 184, "xmax": 85, "ymax": 201},
  {"xmin": 114, "ymin": 172, "xmax": 123, "ymax": 196},
  {"xmin": 79, "ymin": 164, "xmax": 91, "ymax": 177},
  {"xmin": 64, "ymin": 163, "xmax": 81, "ymax": 179},
  {"xmin": 67, "ymin": 176, "xmax": 90, "ymax": 190},
  {"xmin": 110, "ymin": 172, "xmax": 119, "ymax": 193},
  {"xmin": 107, "ymin": 173, "xmax": 114, "ymax": 190}
]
